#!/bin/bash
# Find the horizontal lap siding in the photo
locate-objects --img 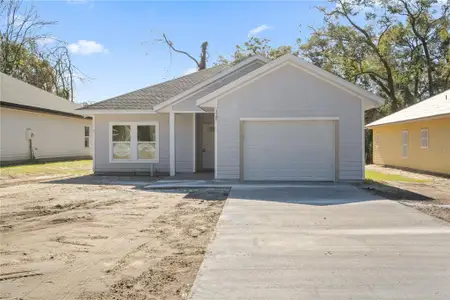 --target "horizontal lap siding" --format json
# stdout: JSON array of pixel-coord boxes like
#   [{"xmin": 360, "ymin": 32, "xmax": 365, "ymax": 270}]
[
  {"xmin": 175, "ymin": 114, "xmax": 194, "ymax": 172},
  {"xmin": 373, "ymin": 118, "xmax": 450, "ymax": 174},
  {"xmin": 94, "ymin": 113, "xmax": 194, "ymax": 174},
  {"xmin": 94, "ymin": 114, "xmax": 170, "ymax": 174},
  {"xmin": 0, "ymin": 108, "xmax": 92, "ymax": 162},
  {"xmin": 216, "ymin": 64, "xmax": 363, "ymax": 181}
]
